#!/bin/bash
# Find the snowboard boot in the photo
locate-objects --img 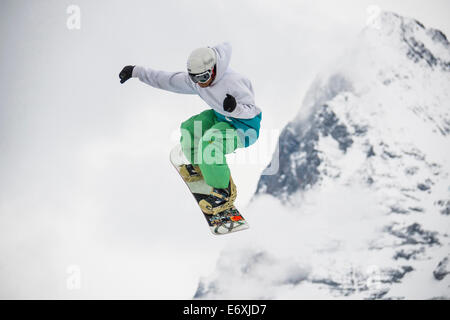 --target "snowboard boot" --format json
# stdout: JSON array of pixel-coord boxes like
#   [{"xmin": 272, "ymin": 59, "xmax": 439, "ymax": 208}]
[
  {"xmin": 199, "ymin": 176, "xmax": 237, "ymax": 215},
  {"xmin": 179, "ymin": 164, "xmax": 203, "ymax": 182}
]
